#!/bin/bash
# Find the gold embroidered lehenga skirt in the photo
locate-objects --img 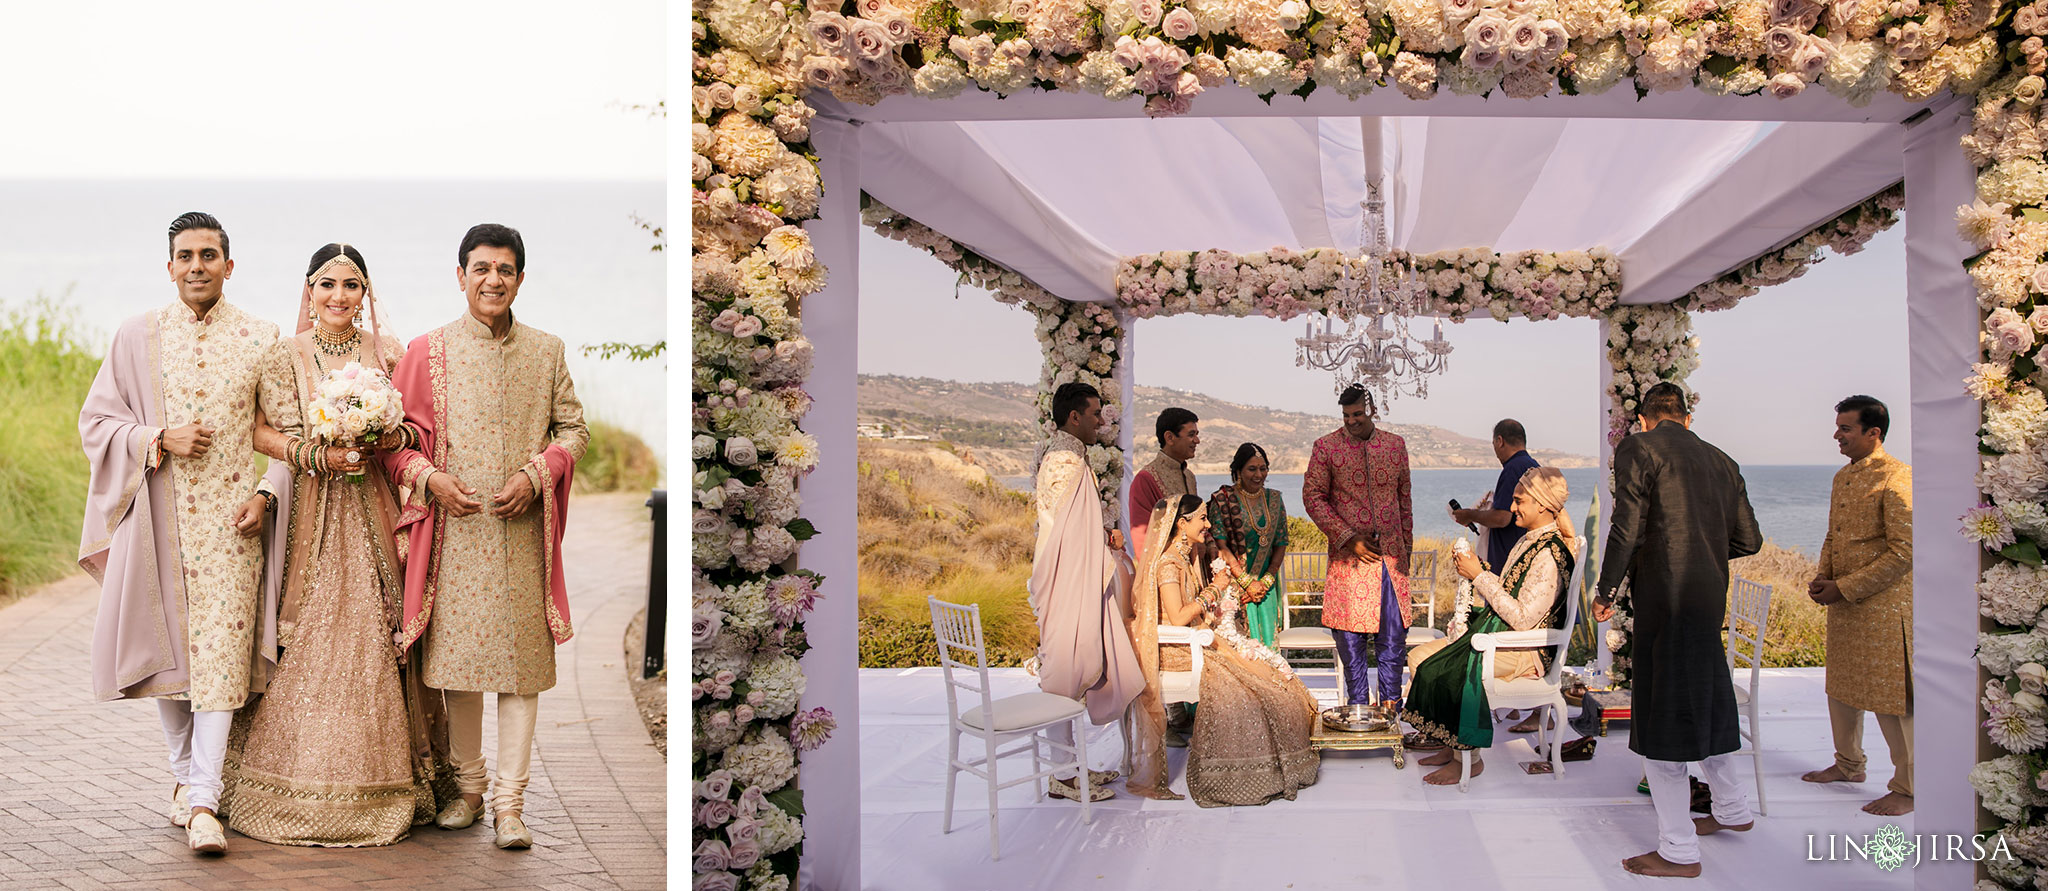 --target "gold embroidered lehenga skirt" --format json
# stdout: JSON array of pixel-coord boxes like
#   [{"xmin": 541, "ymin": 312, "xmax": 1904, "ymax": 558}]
[
  {"xmin": 1166, "ymin": 643, "xmax": 1322, "ymax": 807},
  {"xmin": 221, "ymin": 480, "xmax": 454, "ymax": 846}
]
